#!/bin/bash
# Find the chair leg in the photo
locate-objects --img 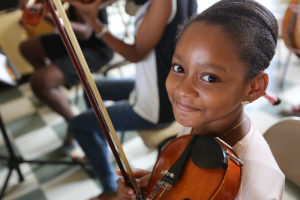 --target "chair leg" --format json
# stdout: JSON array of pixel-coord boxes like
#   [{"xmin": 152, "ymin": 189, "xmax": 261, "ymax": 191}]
[
  {"xmin": 116, "ymin": 1, "xmax": 132, "ymax": 41},
  {"xmin": 276, "ymin": 38, "xmax": 281, "ymax": 72},
  {"xmin": 74, "ymin": 84, "xmax": 80, "ymax": 105},
  {"xmin": 120, "ymin": 131, "xmax": 125, "ymax": 144},
  {"xmin": 280, "ymin": 51, "xmax": 292, "ymax": 89}
]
